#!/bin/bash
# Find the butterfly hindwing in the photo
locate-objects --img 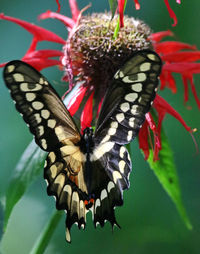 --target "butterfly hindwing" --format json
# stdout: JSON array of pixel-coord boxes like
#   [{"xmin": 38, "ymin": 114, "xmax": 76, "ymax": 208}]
[
  {"xmin": 95, "ymin": 50, "xmax": 162, "ymax": 145},
  {"xmin": 3, "ymin": 60, "xmax": 81, "ymax": 151}
]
